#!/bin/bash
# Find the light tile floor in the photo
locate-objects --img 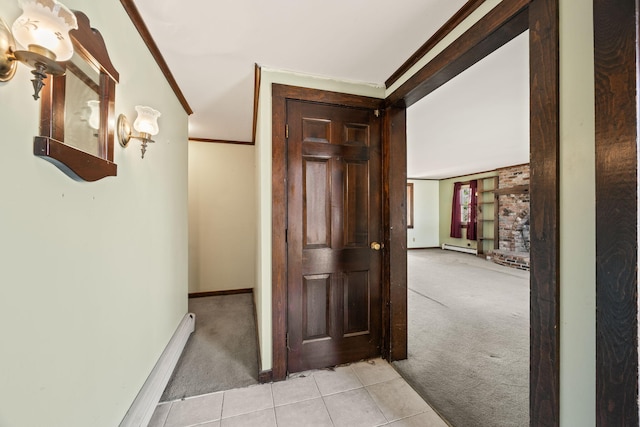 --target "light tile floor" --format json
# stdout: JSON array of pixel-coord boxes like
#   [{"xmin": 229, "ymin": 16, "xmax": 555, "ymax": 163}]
[{"xmin": 149, "ymin": 358, "xmax": 449, "ymax": 427}]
